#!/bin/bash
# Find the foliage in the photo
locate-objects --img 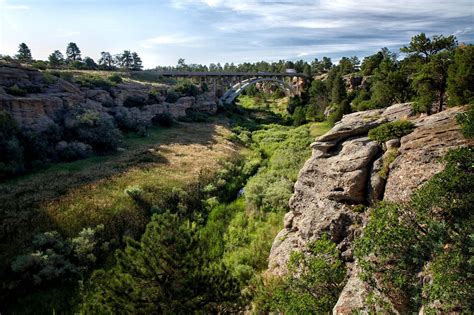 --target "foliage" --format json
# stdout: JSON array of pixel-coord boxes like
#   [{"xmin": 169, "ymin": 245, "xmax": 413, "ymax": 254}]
[
  {"xmin": 74, "ymin": 74, "xmax": 115, "ymax": 89},
  {"xmin": 412, "ymin": 51, "xmax": 453, "ymax": 113},
  {"xmin": 165, "ymin": 88, "xmax": 180, "ymax": 103},
  {"xmin": 328, "ymin": 99, "xmax": 351, "ymax": 126},
  {"xmin": 5, "ymin": 84, "xmax": 27, "ymax": 96},
  {"xmin": 447, "ymin": 44, "xmax": 474, "ymax": 105},
  {"xmin": 0, "ymin": 110, "xmax": 24, "ymax": 179},
  {"xmin": 48, "ymin": 50, "xmax": 64, "ymax": 68},
  {"xmin": 400, "ymin": 33, "xmax": 457, "ymax": 60},
  {"xmin": 80, "ymin": 212, "xmax": 240, "ymax": 314},
  {"xmin": 68, "ymin": 110, "xmax": 122, "ymax": 152},
  {"xmin": 368, "ymin": 120, "xmax": 414, "ymax": 143},
  {"xmin": 152, "ymin": 112, "xmax": 174, "ymax": 128},
  {"xmin": 175, "ymin": 79, "xmax": 200, "ymax": 97},
  {"xmin": 292, "ymin": 106, "xmax": 306, "ymax": 126},
  {"xmin": 355, "ymin": 147, "xmax": 474, "ymax": 312},
  {"xmin": 378, "ymin": 148, "xmax": 399, "ymax": 179},
  {"xmin": 254, "ymin": 235, "xmax": 346, "ymax": 314},
  {"xmin": 456, "ymin": 105, "xmax": 474, "ymax": 138},
  {"xmin": 66, "ymin": 42, "xmax": 81, "ymax": 61},
  {"xmin": 16, "ymin": 42, "xmax": 32, "ymax": 63},
  {"xmin": 108, "ymin": 73, "xmax": 123, "ymax": 84}
]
